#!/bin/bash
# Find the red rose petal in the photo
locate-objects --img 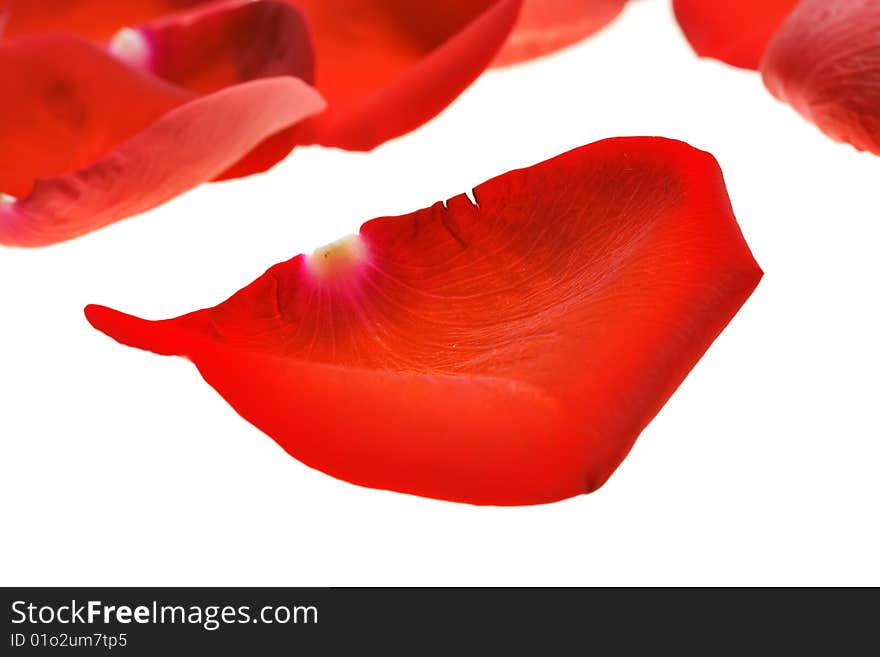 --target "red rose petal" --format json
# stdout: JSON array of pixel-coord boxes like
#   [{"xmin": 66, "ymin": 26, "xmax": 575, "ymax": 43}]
[
  {"xmin": 1, "ymin": 0, "xmax": 213, "ymax": 42},
  {"xmin": 109, "ymin": 0, "xmax": 317, "ymax": 180},
  {"xmin": 217, "ymin": 0, "xmax": 524, "ymax": 178},
  {"xmin": 289, "ymin": 0, "xmax": 522, "ymax": 150},
  {"xmin": 0, "ymin": 35, "xmax": 324, "ymax": 247},
  {"xmin": 86, "ymin": 138, "xmax": 762, "ymax": 505},
  {"xmin": 493, "ymin": 0, "xmax": 627, "ymax": 67},
  {"xmin": 761, "ymin": 0, "xmax": 880, "ymax": 155},
  {"xmin": 673, "ymin": 0, "xmax": 798, "ymax": 70},
  {"xmin": 0, "ymin": 35, "xmax": 188, "ymax": 202},
  {"xmin": 112, "ymin": 0, "xmax": 314, "ymax": 95}
]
